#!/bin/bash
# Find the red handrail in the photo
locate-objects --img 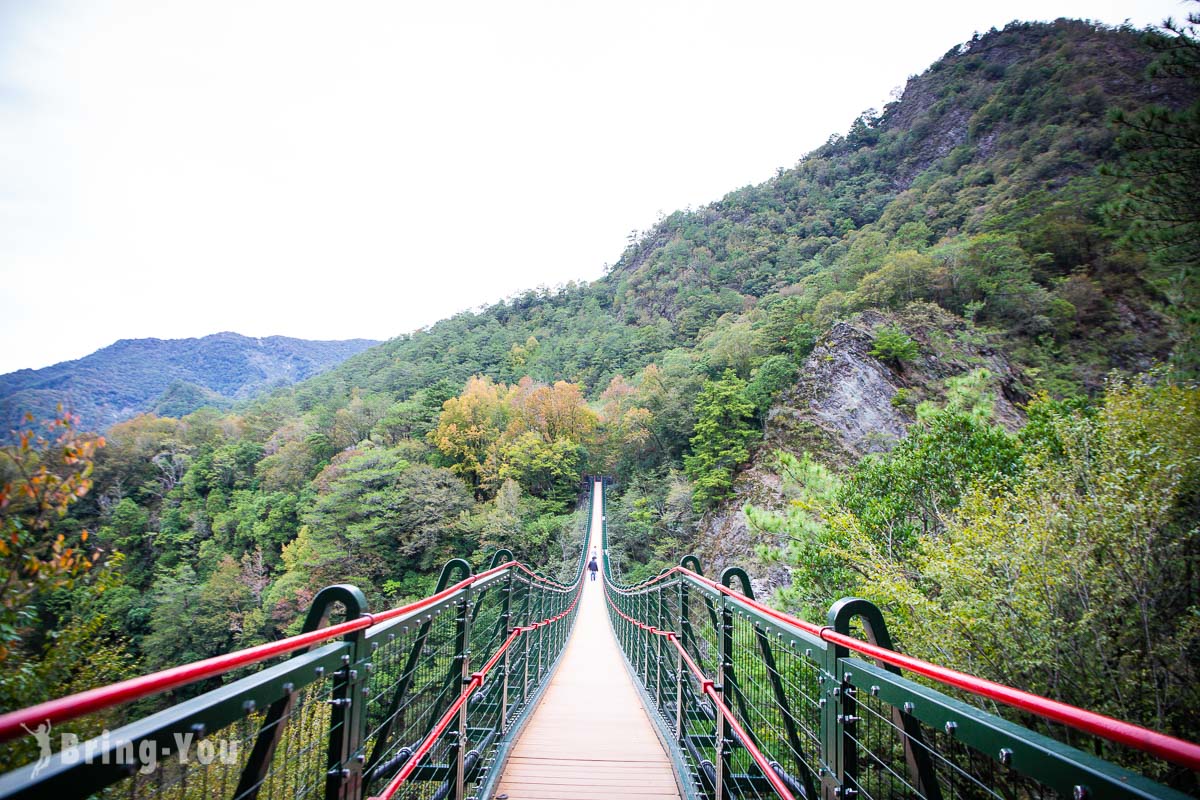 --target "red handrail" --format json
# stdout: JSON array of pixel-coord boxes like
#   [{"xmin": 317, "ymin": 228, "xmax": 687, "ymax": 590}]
[
  {"xmin": 605, "ymin": 566, "xmax": 1200, "ymax": 773},
  {"xmin": 0, "ymin": 559, "xmax": 570, "ymax": 744}
]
